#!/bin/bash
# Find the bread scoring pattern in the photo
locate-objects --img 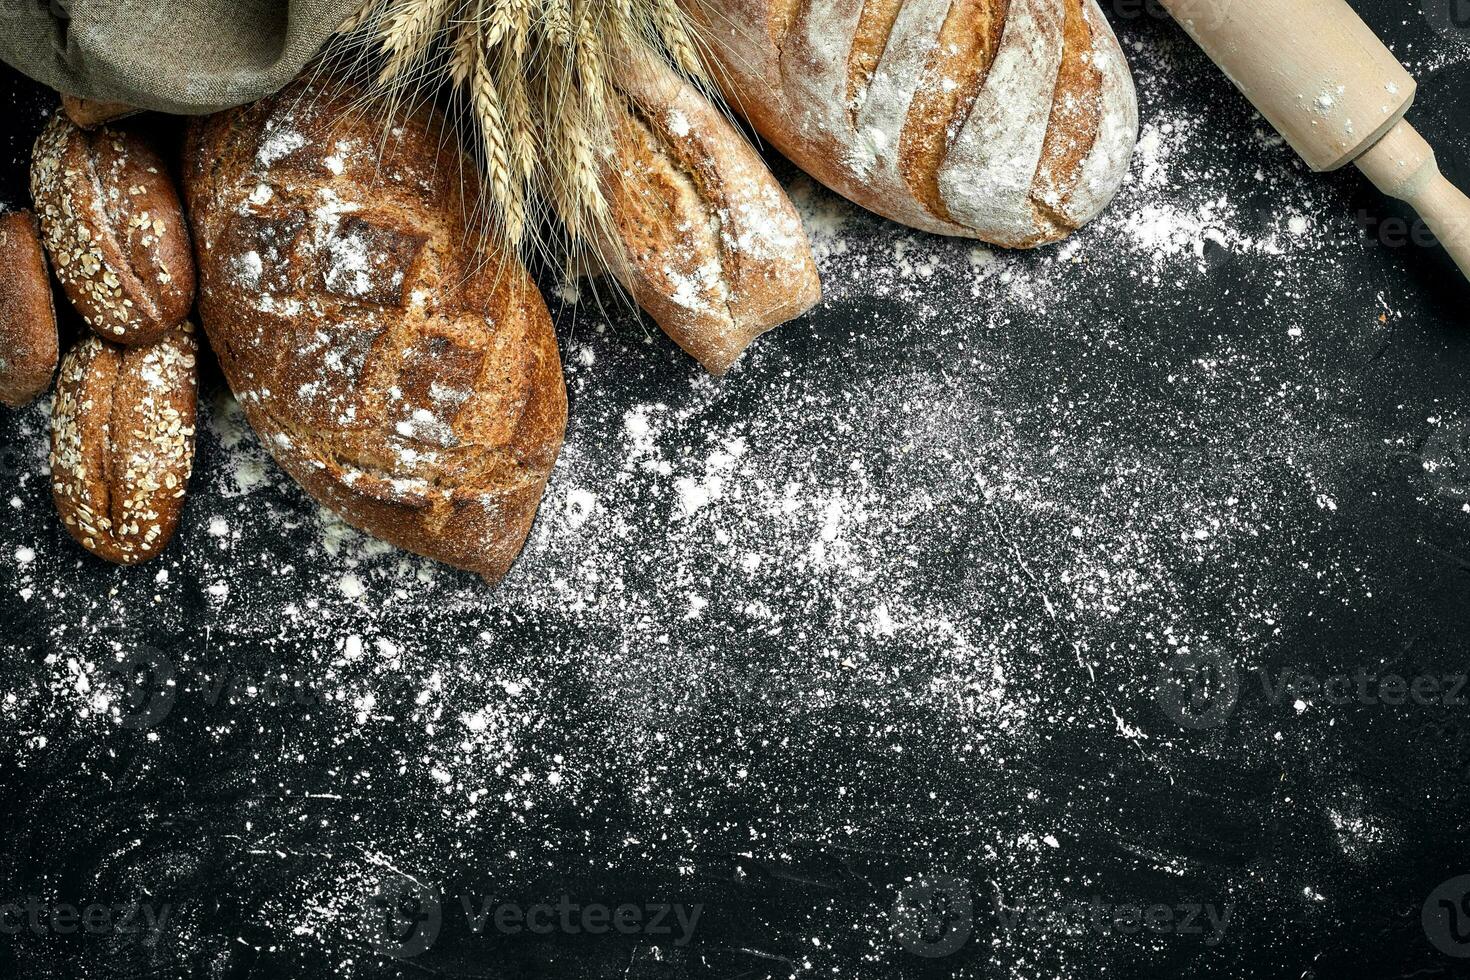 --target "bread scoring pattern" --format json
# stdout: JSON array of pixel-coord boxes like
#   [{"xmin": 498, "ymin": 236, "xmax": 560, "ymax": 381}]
[
  {"xmin": 184, "ymin": 77, "xmax": 567, "ymax": 583},
  {"xmin": 688, "ymin": 0, "xmax": 1138, "ymax": 246}
]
